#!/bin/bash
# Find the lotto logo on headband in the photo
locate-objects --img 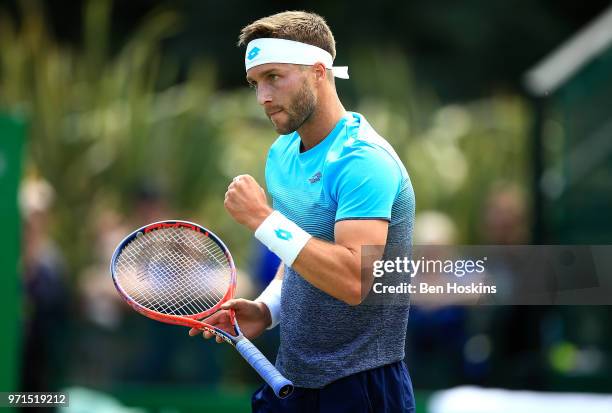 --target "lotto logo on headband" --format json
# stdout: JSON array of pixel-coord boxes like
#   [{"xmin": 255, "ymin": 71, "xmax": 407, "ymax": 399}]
[
  {"xmin": 244, "ymin": 38, "xmax": 349, "ymax": 79},
  {"xmin": 247, "ymin": 47, "xmax": 261, "ymax": 61}
]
